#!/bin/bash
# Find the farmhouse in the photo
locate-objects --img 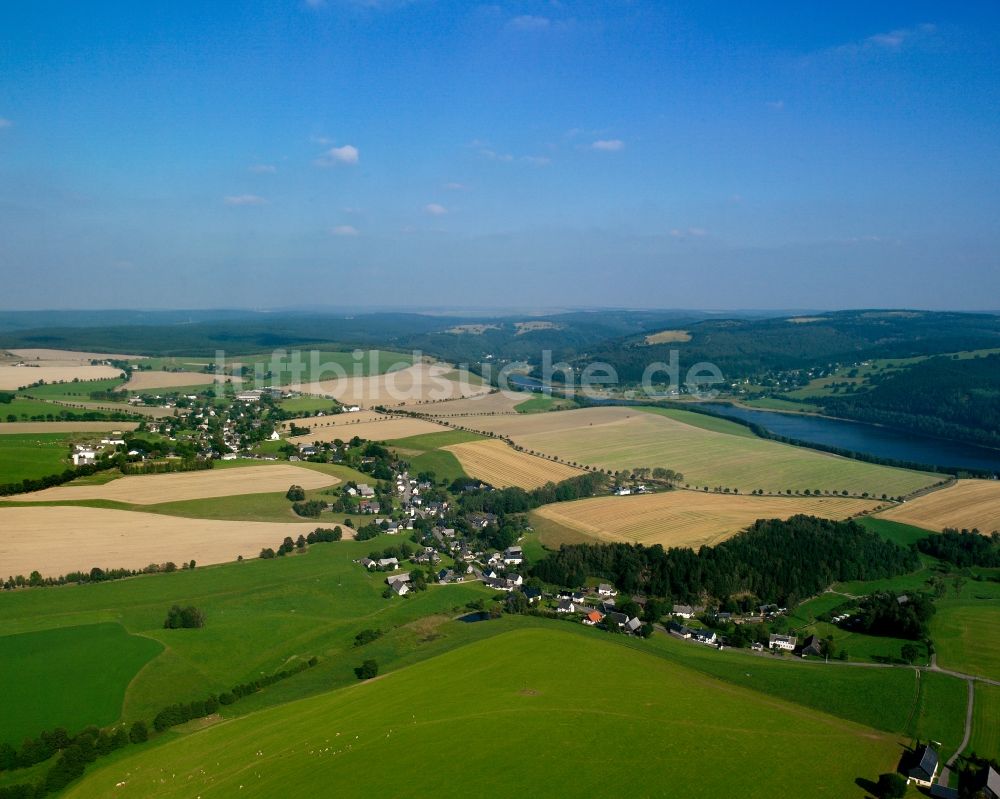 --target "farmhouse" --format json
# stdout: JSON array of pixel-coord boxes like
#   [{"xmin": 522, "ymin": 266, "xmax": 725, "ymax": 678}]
[
  {"xmin": 503, "ymin": 546, "xmax": 524, "ymax": 565},
  {"xmin": 800, "ymin": 635, "xmax": 823, "ymax": 657},
  {"xmin": 357, "ymin": 483, "xmax": 376, "ymax": 498},
  {"xmin": 72, "ymin": 447, "xmax": 98, "ymax": 466},
  {"xmin": 906, "ymin": 744, "xmax": 939, "ymax": 787},
  {"xmin": 391, "ymin": 581, "xmax": 409, "ymax": 596},
  {"xmin": 625, "ymin": 617, "xmax": 644, "ymax": 635},
  {"xmin": 557, "ymin": 599, "xmax": 576, "ymax": 613},
  {"xmin": 360, "ymin": 557, "xmax": 377, "ymax": 570},
  {"xmin": 582, "ymin": 610, "xmax": 604, "ymax": 626},
  {"xmin": 769, "ymin": 634, "xmax": 797, "ymax": 651},
  {"xmin": 672, "ymin": 604, "xmax": 695, "ymax": 618},
  {"xmin": 386, "ymin": 572, "xmax": 410, "ymax": 587},
  {"xmin": 378, "ymin": 557, "xmax": 400, "ymax": 570},
  {"xmin": 597, "ymin": 583, "xmax": 617, "ymax": 597}
]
